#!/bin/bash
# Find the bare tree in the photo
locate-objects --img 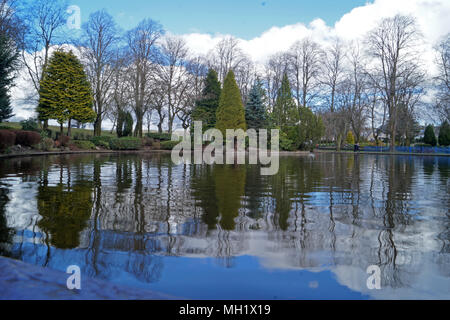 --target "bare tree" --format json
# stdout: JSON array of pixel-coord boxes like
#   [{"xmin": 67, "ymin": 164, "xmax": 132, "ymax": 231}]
[
  {"xmin": 321, "ymin": 39, "xmax": 346, "ymax": 113},
  {"xmin": 107, "ymin": 48, "xmax": 131, "ymax": 134},
  {"xmin": 79, "ymin": 10, "xmax": 120, "ymax": 136},
  {"xmin": 264, "ymin": 52, "xmax": 290, "ymax": 111},
  {"xmin": 208, "ymin": 36, "xmax": 247, "ymax": 83},
  {"xmin": 320, "ymin": 39, "xmax": 346, "ymax": 147},
  {"xmin": 366, "ymin": 15, "xmax": 424, "ymax": 151},
  {"xmin": 20, "ymin": 0, "xmax": 68, "ymax": 107},
  {"xmin": 347, "ymin": 42, "xmax": 369, "ymax": 143},
  {"xmin": 156, "ymin": 36, "xmax": 190, "ymax": 134},
  {"xmin": 367, "ymin": 83, "xmax": 386, "ymax": 146},
  {"xmin": 289, "ymin": 38, "xmax": 322, "ymax": 108},
  {"xmin": 126, "ymin": 19, "xmax": 164, "ymax": 137},
  {"xmin": 434, "ymin": 33, "xmax": 450, "ymax": 122},
  {"xmin": 177, "ymin": 56, "xmax": 208, "ymax": 132},
  {"xmin": 0, "ymin": 0, "xmax": 23, "ymax": 40}
]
